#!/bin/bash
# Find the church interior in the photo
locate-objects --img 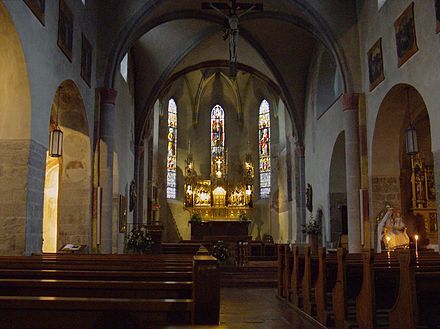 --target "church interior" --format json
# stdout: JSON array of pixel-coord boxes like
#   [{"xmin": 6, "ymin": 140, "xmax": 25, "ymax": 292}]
[{"xmin": 0, "ymin": 0, "xmax": 440, "ymax": 328}]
